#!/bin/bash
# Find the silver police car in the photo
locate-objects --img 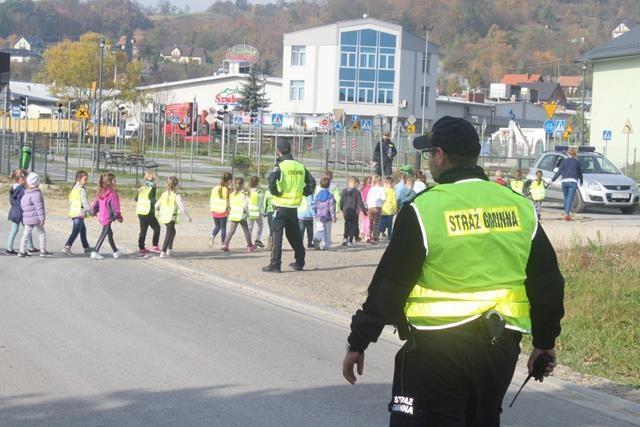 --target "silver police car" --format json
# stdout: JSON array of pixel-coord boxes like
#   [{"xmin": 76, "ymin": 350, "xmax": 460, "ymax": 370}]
[{"xmin": 527, "ymin": 147, "xmax": 639, "ymax": 214}]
